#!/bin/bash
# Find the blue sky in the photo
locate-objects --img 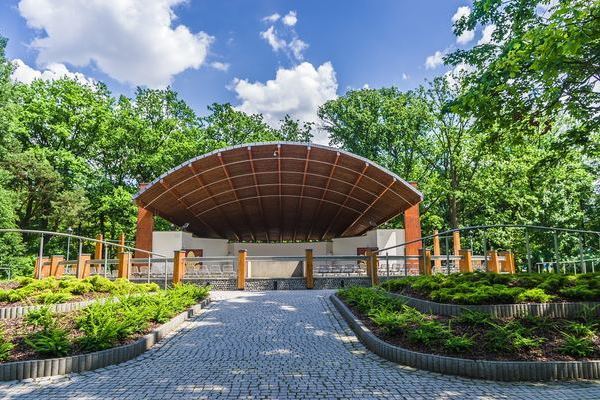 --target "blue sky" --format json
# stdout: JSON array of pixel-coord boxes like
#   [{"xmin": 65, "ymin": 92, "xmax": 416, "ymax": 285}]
[{"xmin": 0, "ymin": 0, "xmax": 483, "ymax": 143}]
